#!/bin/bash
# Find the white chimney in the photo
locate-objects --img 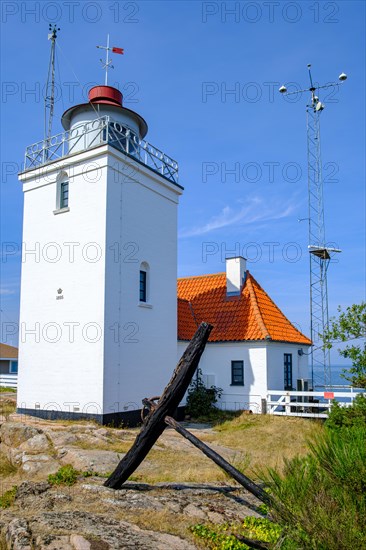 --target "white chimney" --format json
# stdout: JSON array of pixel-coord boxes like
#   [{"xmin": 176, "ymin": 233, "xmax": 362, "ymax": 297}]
[{"xmin": 226, "ymin": 256, "xmax": 247, "ymax": 296}]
